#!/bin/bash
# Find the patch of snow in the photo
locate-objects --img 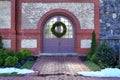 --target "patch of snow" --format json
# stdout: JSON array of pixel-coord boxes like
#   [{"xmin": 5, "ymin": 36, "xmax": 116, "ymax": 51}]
[
  {"xmin": 77, "ymin": 68, "xmax": 120, "ymax": 77},
  {"xmin": 0, "ymin": 68, "xmax": 34, "ymax": 74}
]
